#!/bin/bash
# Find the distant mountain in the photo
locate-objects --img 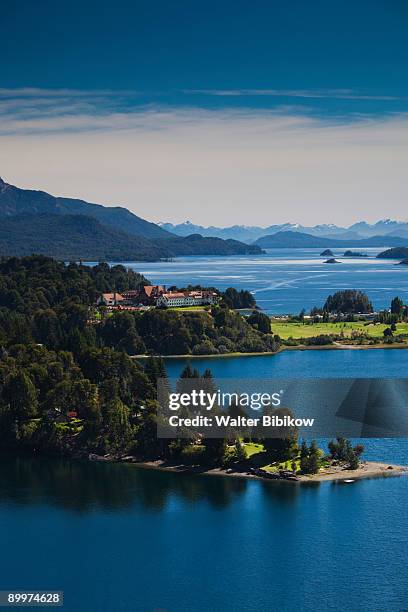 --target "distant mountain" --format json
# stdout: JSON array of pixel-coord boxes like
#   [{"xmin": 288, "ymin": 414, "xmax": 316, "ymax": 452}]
[
  {"xmin": 0, "ymin": 177, "xmax": 172, "ymax": 240},
  {"xmin": 376, "ymin": 247, "xmax": 408, "ymax": 259},
  {"xmin": 160, "ymin": 221, "xmax": 355, "ymax": 243},
  {"xmin": 388, "ymin": 229, "xmax": 408, "ymax": 239},
  {"xmin": 348, "ymin": 219, "xmax": 408, "ymax": 238},
  {"xmin": 161, "ymin": 219, "xmax": 408, "ymax": 243},
  {"xmin": 0, "ymin": 178, "xmax": 262, "ymax": 260},
  {"xmin": 159, "ymin": 221, "xmax": 266, "ymax": 243},
  {"xmin": 253, "ymin": 231, "xmax": 408, "ymax": 249},
  {"xmin": 3, "ymin": 177, "xmax": 408, "ymax": 259},
  {"xmin": 0, "ymin": 214, "xmax": 171, "ymax": 261}
]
